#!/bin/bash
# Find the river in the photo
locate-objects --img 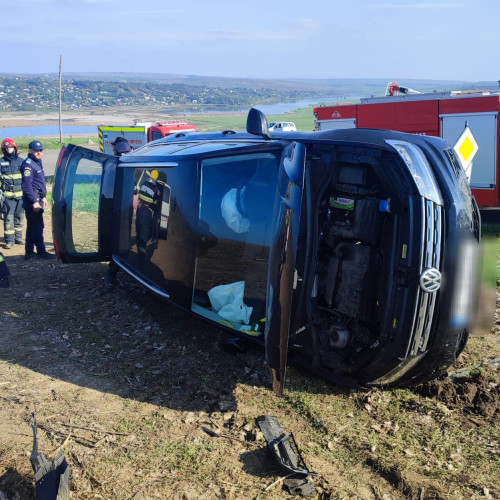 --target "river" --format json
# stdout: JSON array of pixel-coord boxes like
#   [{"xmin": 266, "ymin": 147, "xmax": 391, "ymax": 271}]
[{"xmin": 0, "ymin": 97, "xmax": 355, "ymax": 138}]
